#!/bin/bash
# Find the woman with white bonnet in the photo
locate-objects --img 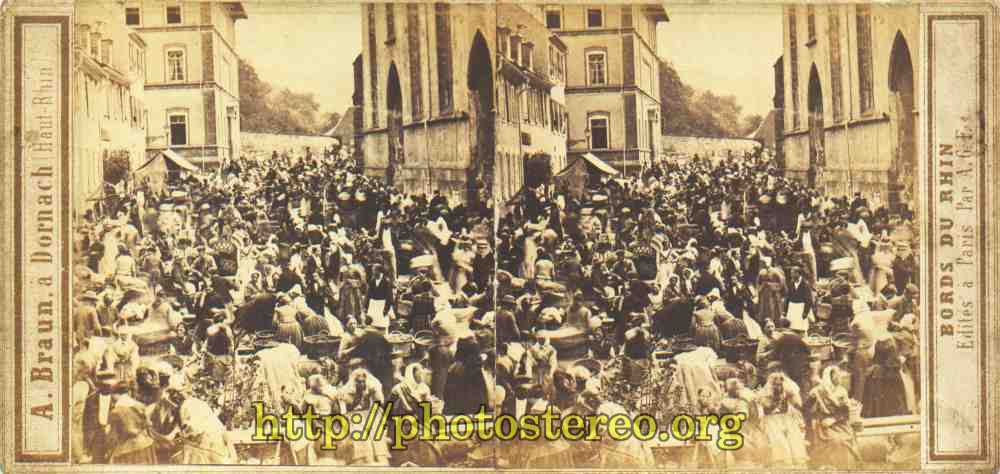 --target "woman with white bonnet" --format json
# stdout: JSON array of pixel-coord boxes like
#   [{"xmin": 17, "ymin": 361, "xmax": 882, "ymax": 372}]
[
  {"xmin": 806, "ymin": 365, "xmax": 861, "ymax": 467},
  {"xmin": 389, "ymin": 363, "xmax": 433, "ymax": 425},
  {"xmin": 177, "ymin": 397, "xmax": 234, "ymax": 464}
]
